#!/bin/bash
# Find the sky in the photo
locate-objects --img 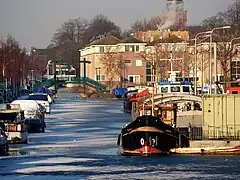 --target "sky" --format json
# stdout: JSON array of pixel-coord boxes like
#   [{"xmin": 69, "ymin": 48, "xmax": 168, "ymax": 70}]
[{"xmin": 0, "ymin": 0, "xmax": 235, "ymax": 49}]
